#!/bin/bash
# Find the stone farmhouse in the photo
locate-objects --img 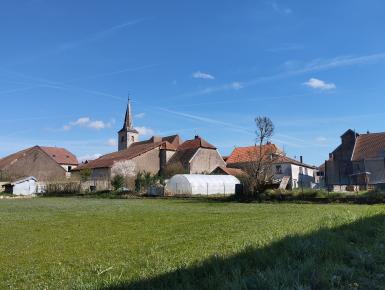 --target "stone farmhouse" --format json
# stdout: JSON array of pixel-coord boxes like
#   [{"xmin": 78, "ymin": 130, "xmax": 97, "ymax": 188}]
[
  {"xmin": 325, "ymin": 129, "xmax": 385, "ymax": 190},
  {"xmin": 0, "ymin": 146, "xmax": 78, "ymax": 181},
  {"xmin": 225, "ymin": 144, "xmax": 315, "ymax": 189},
  {"xmin": 74, "ymin": 98, "xmax": 226, "ymax": 183}
]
